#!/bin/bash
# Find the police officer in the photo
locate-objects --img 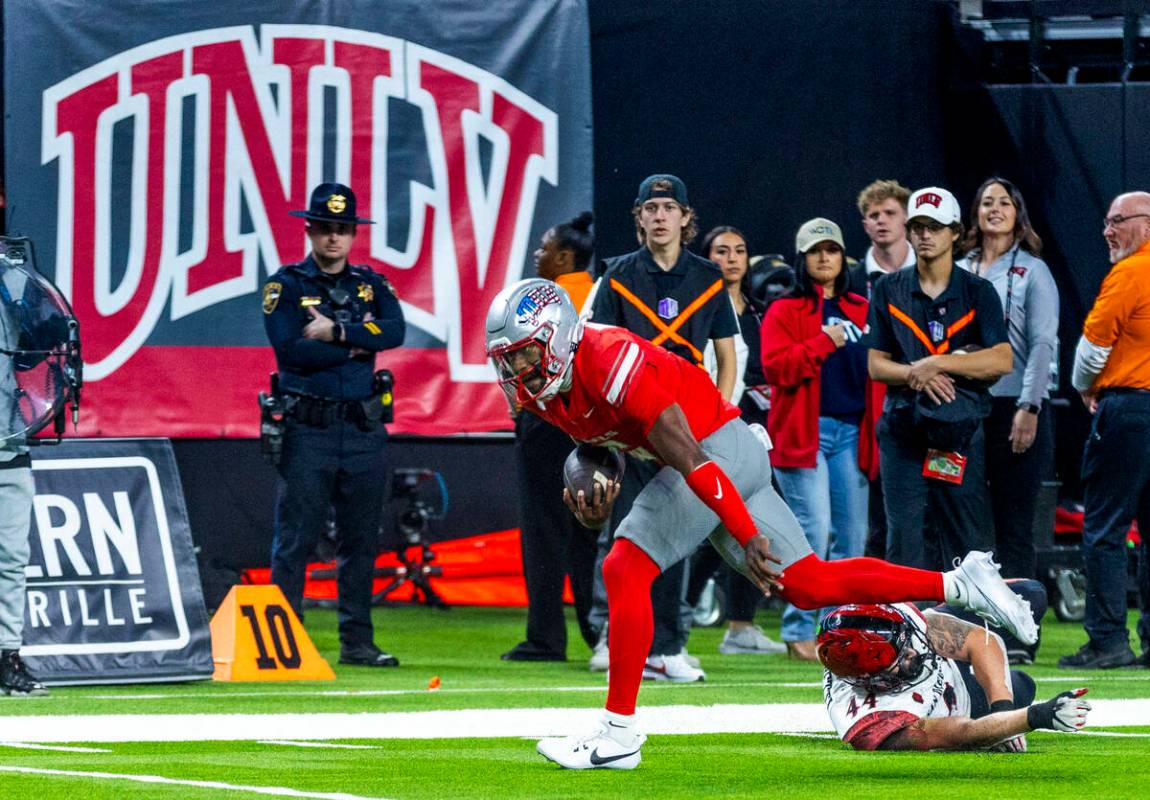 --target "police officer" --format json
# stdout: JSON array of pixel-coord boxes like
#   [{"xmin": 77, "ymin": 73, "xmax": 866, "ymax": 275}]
[{"xmin": 263, "ymin": 182, "xmax": 405, "ymax": 667}]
